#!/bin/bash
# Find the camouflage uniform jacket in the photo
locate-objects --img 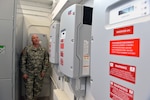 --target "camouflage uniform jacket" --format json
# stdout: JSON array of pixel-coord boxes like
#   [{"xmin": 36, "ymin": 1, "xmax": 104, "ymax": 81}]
[{"xmin": 21, "ymin": 45, "xmax": 49, "ymax": 75}]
